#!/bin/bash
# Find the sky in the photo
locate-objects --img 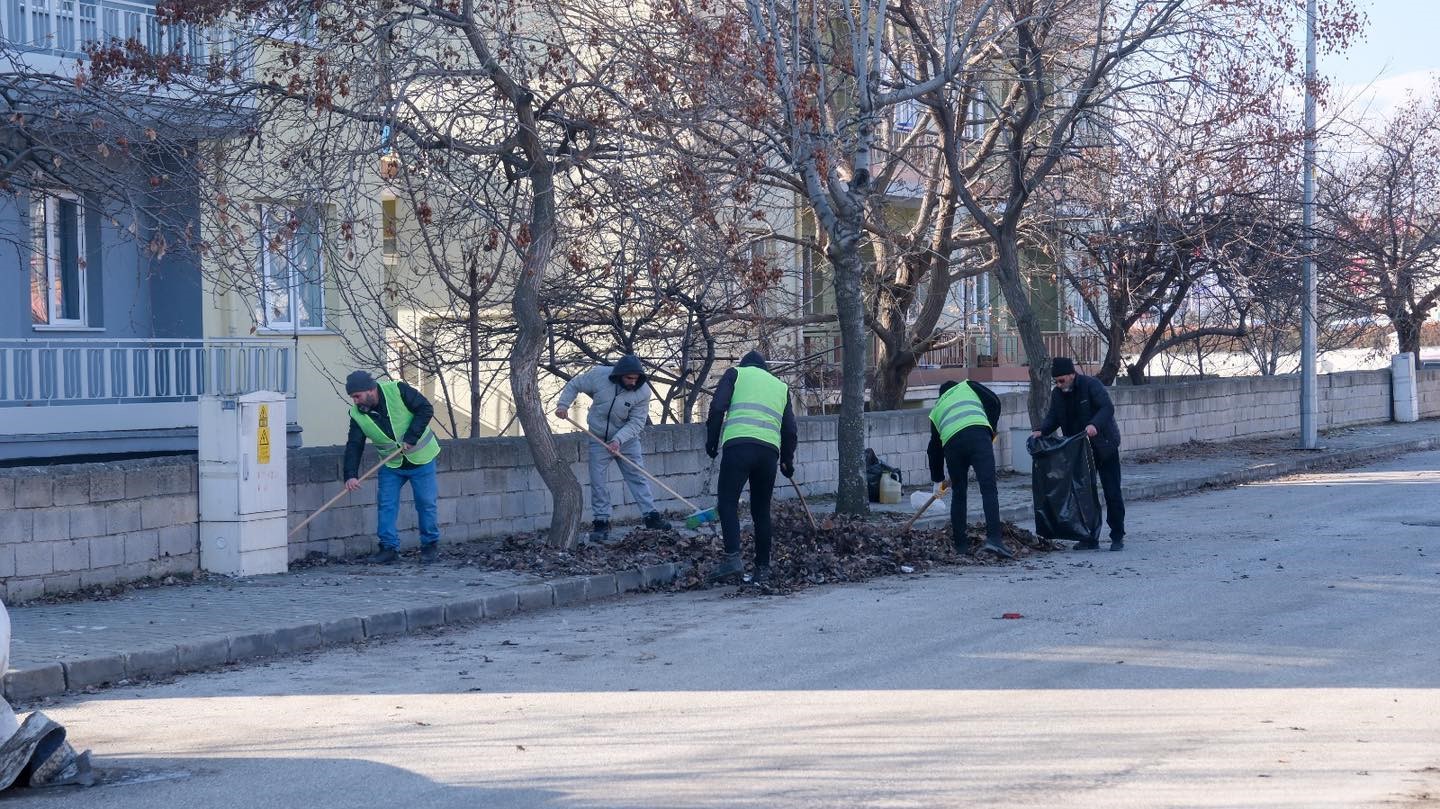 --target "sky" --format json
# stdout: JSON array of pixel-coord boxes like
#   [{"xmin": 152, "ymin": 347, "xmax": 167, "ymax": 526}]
[{"xmin": 1321, "ymin": 0, "xmax": 1440, "ymax": 121}]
